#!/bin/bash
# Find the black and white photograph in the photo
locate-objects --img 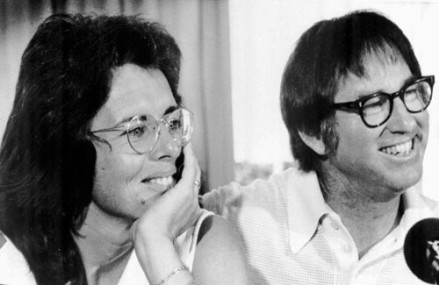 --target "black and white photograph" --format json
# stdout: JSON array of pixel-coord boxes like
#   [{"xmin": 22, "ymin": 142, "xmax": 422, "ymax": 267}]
[{"xmin": 1, "ymin": 0, "xmax": 439, "ymax": 284}]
